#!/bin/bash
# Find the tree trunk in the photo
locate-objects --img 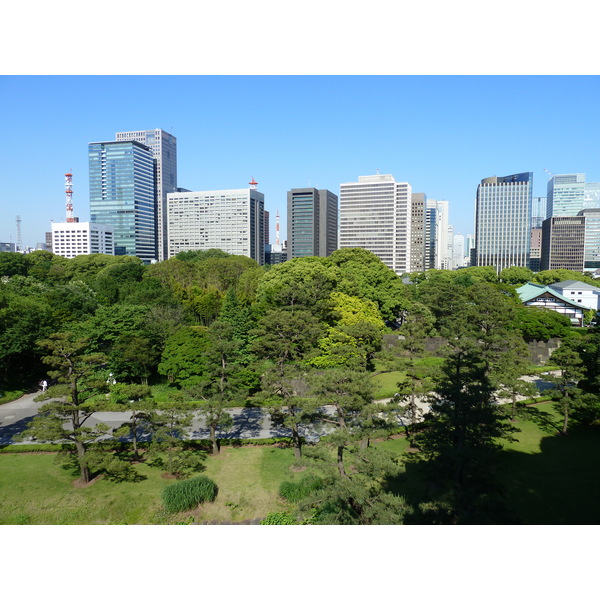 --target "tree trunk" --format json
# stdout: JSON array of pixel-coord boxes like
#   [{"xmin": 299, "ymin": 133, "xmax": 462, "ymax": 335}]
[
  {"xmin": 210, "ymin": 424, "xmax": 219, "ymax": 455},
  {"xmin": 75, "ymin": 438, "xmax": 91, "ymax": 483},
  {"xmin": 291, "ymin": 422, "xmax": 302, "ymax": 460},
  {"xmin": 337, "ymin": 445, "xmax": 347, "ymax": 478},
  {"xmin": 131, "ymin": 412, "xmax": 139, "ymax": 460},
  {"xmin": 562, "ymin": 404, "xmax": 569, "ymax": 435}
]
